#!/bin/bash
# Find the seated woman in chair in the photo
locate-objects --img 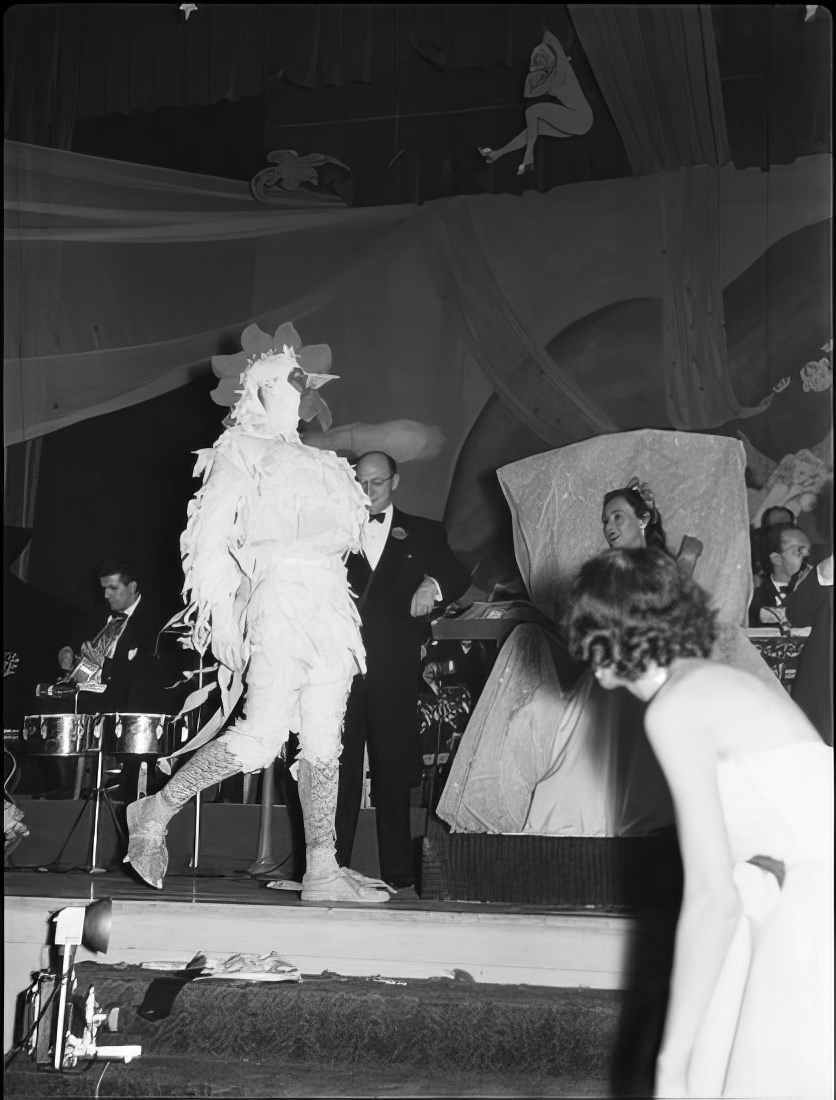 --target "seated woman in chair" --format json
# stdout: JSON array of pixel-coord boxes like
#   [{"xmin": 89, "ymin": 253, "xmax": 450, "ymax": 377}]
[
  {"xmin": 437, "ymin": 468, "xmax": 782, "ymax": 838},
  {"xmin": 602, "ymin": 480, "xmax": 667, "ymax": 553}
]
